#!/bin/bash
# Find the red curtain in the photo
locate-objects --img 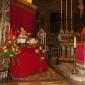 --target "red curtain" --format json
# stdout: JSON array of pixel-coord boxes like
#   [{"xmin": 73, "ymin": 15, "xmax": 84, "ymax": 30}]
[
  {"xmin": 10, "ymin": 1, "xmax": 37, "ymax": 37},
  {"xmin": 76, "ymin": 43, "xmax": 84, "ymax": 65}
]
